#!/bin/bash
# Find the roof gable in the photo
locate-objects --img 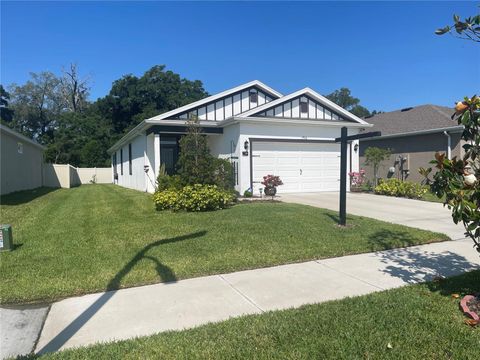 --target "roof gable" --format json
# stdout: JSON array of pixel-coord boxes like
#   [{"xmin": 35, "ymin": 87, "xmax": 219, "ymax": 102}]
[
  {"xmin": 148, "ymin": 80, "xmax": 282, "ymax": 121},
  {"xmin": 237, "ymin": 88, "xmax": 369, "ymax": 125}
]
